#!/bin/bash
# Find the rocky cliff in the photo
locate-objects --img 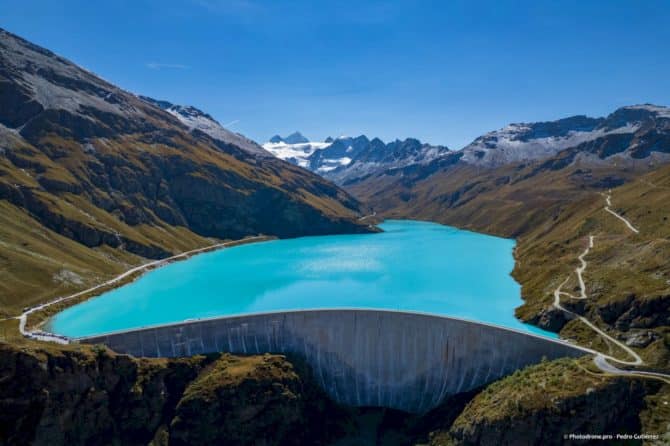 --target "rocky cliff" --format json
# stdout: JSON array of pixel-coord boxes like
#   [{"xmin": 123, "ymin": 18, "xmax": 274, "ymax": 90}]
[
  {"xmin": 426, "ymin": 358, "xmax": 665, "ymax": 446},
  {"xmin": 0, "ymin": 342, "xmax": 352, "ymax": 446},
  {"xmin": 3, "ymin": 343, "xmax": 667, "ymax": 446}
]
